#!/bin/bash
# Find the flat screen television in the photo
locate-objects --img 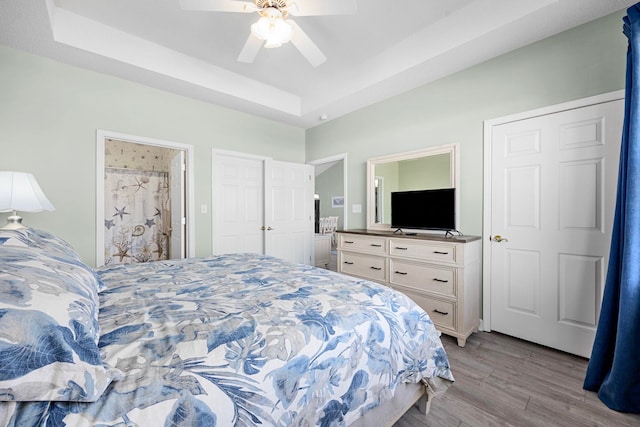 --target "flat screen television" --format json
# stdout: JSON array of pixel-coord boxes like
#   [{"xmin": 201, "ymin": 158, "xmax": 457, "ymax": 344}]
[{"xmin": 391, "ymin": 188, "xmax": 455, "ymax": 231}]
